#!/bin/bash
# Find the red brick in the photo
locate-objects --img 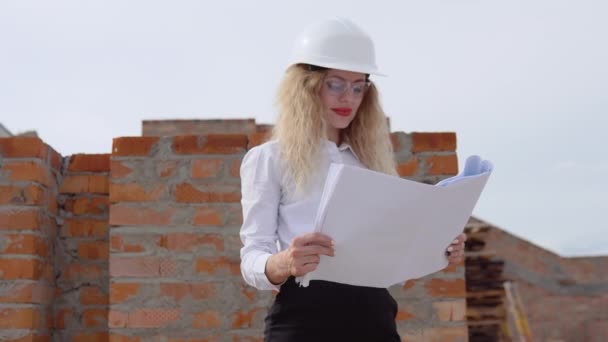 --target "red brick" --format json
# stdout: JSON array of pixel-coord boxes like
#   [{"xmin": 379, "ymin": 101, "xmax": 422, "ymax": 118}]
[
  {"xmin": 109, "ymin": 182, "xmax": 165, "ymax": 202},
  {"xmin": 72, "ymin": 332, "xmax": 108, "ymax": 342},
  {"xmin": 109, "ymin": 333, "xmax": 144, "ymax": 342},
  {"xmin": 3, "ymin": 334, "xmax": 51, "ymax": 342},
  {"xmin": 0, "ymin": 258, "xmax": 46, "ymax": 280},
  {"xmin": 62, "ymin": 218, "xmax": 107, "ymax": 237},
  {"xmin": 433, "ymin": 299, "xmax": 466, "ymax": 321},
  {"xmin": 0, "ymin": 137, "xmax": 47, "ymax": 159},
  {"xmin": 195, "ymin": 257, "xmax": 240, "ymax": 276},
  {"xmin": 411, "ymin": 132, "xmax": 457, "ymax": 152},
  {"xmin": 159, "ymin": 282, "xmax": 215, "ymax": 301},
  {"xmin": 110, "ymin": 283, "xmax": 140, "ymax": 304},
  {"xmin": 0, "ymin": 234, "xmax": 49, "ymax": 256},
  {"xmin": 60, "ymin": 175, "xmax": 109, "ymax": 194},
  {"xmin": 3, "ymin": 161, "xmax": 52, "ymax": 187},
  {"xmin": 414, "ymin": 326, "xmax": 468, "ymax": 342},
  {"xmin": 229, "ymin": 158, "xmax": 242, "ymax": 178},
  {"xmin": 396, "ymin": 158, "xmax": 418, "ymax": 177},
  {"xmin": 78, "ymin": 240, "xmax": 109, "ymax": 260},
  {"xmin": 62, "ymin": 263, "xmax": 103, "ymax": 282},
  {"xmin": 231, "ymin": 308, "xmax": 261, "ymax": 329},
  {"xmin": 112, "ymin": 137, "xmax": 160, "ymax": 156},
  {"xmin": 110, "ymin": 235, "xmax": 145, "ymax": 253},
  {"xmin": 403, "ymin": 279, "xmax": 417, "ymax": 290},
  {"xmin": 241, "ymin": 284, "xmax": 256, "ymax": 302},
  {"xmin": 109, "ymin": 334, "xmax": 142, "ymax": 342},
  {"xmin": 396, "ymin": 309, "xmax": 415, "ymax": 321},
  {"xmin": 110, "ymin": 160, "xmax": 134, "ymax": 178},
  {"xmin": 0, "ymin": 184, "xmax": 45, "ymax": 205},
  {"xmin": 174, "ymin": 183, "xmax": 240, "ymax": 203},
  {"xmin": 192, "ymin": 159, "xmax": 223, "ymax": 178},
  {"xmin": 108, "ymin": 309, "xmax": 128, "ymax": 328},
  {"xmin": 82, "ymin": 308, "xmax": 108, "ymax": 327},
  {"xmin": 173, "ymin": 135, "xmax": 248, "ymax": 154},
  {"xmin": 0, "ymin": 282, "xmax": 53, "ymax": 304},
  {"xmin": 109, "ymin": 204, "xmax": 176, "ymax": 226},
  {"xmin": 247, "ymin": 132, "xmax": 268, "ymax": 149},
  {"xmin": 54, "ymin": 307, "xmax": 72, "ymax": 329},
  {"xmin": 64, "ymin": 196, "xmax": 109, "ymax": 215},
  {"xmin": 110, "ymin": 256, "xmax": 176, "ymax": 277},
  {"xmin": 0, "ymin": 208, "xmax": 41, "ymax": 230},
  {"xmin": 0, "ymin": 307, "xmax": 42, "ymax": 329},
  {"xmin": 424, "ymin": 155, "xmax": 458, "ymax": 176},
  {"xmin": 193, "ymin": 310, "xmax": 222, "ymax": 328},
  {"xmin": 390, "ymin": 133, "xmax": 402, "ymax": 152},
  {"xmin": 192, "ymin": 207, "xmax": 224, "ymax": 226},
  {"xmin": 68, "ymin": 154, "xmax": 110, "ymax": 172},
  {"xmin": 424, "ymin": 278, "xmax": 466, "ymax": 297},
  {"xmin": 80, "ymin": 285, "xmax": 108, "ymax": 305},
  {"xmin": 160, "ymin": 233, "xmax": 224, "ymax": 252},
  {"xmin": 47, "ymin": 190, "xmax": 57, "ymax": 215},
  {"xmin": 49, "ymin": 148, "xmax": 63, "ymax": 171},
  {"xmin": 110, "ymin": 308, "xmax": 180, "ymax": 328}
]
